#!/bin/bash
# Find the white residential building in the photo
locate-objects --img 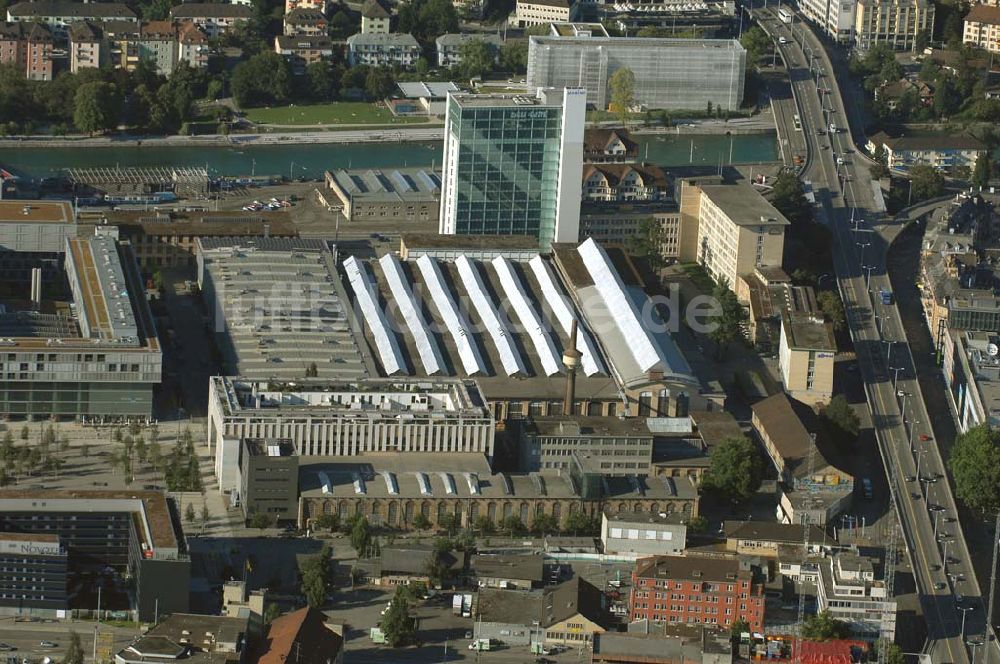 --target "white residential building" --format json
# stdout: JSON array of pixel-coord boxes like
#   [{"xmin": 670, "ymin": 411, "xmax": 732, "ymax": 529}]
[{"xmin": 347, "ymin": 32, "xmax": 421, "ymax": 67}]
